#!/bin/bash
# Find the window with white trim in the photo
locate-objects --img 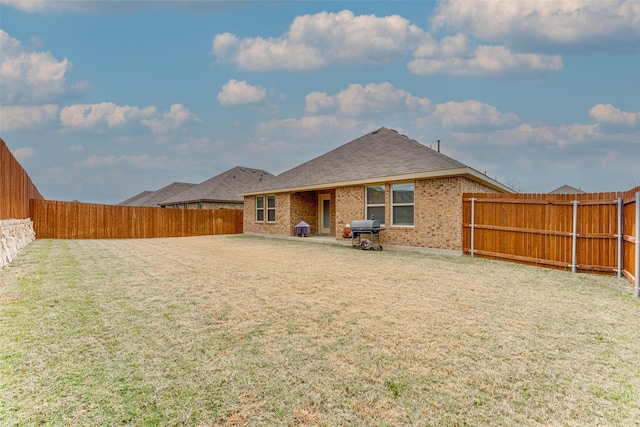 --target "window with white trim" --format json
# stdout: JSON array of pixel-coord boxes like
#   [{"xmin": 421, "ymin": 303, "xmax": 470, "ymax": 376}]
[
  {"xmin": 267, "ymin": 195, "xmax": 276, "ymax": 222},
  {"xmin": 256, "ymin": 196, "xmax": 264, "ymax": 221},
  {"xmin": 392, "ymin": 183, "xmax": 414, "ymax": 226},
  {"xmin": 366, "ymin": 185, "xmax": 385, "ymax": 224}
]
